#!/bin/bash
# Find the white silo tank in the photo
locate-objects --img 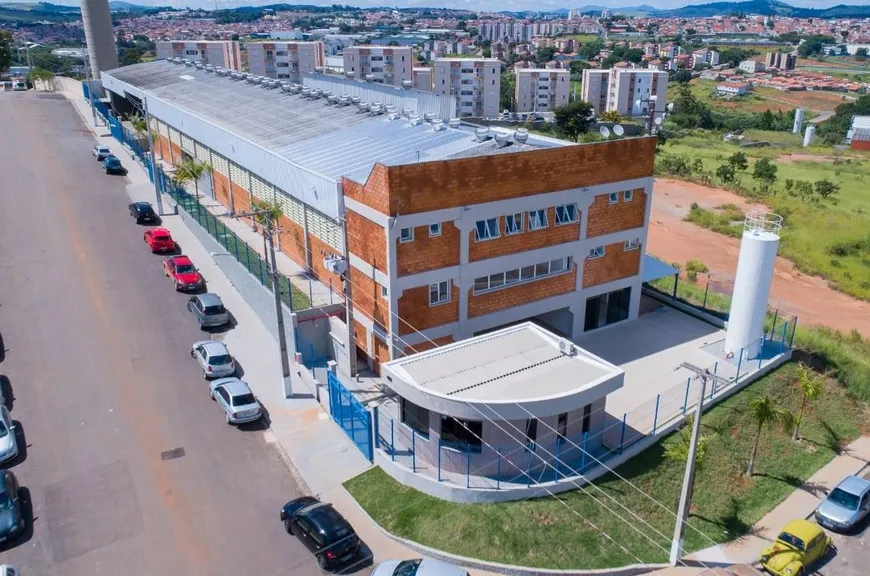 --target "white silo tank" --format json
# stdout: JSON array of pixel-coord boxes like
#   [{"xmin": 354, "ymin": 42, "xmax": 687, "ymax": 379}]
[
  {"xmin": 724, "ymin": 212, "xmax": 782, "ymax": 360},
  {"xmin": 792, "ymin": 108, "xmax": 804, "ymax": 134},
  {"xmin": 803, "ymin": 125, "xmax": 816, "ymax": 147}
]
